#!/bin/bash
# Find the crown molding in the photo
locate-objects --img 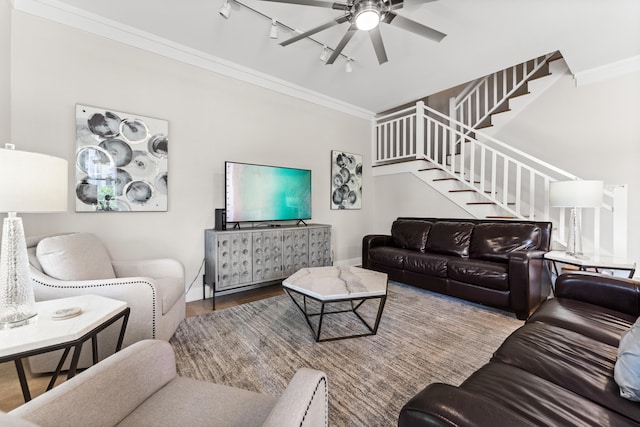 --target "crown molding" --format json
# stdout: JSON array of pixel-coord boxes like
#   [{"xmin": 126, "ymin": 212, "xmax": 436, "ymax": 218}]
[
  {"xmin": 10, "ymin": 0, "xmax": 375, "ymax": 120},
  {"xmin": 573, "ymin": 55, "xmax": 640, "ymax": 87}
]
